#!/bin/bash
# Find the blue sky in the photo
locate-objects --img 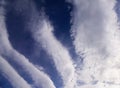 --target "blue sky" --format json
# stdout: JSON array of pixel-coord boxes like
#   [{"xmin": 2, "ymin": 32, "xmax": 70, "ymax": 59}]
[{"xmin": 0, "ymin": 0, "xmax": 120, "ymax": 88}]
